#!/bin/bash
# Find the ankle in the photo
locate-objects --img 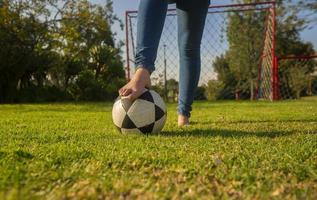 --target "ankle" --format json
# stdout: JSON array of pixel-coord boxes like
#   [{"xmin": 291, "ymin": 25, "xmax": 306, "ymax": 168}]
[
  {"xmin": 133, "ymin": 68, "xmax": 151, "ymax": 86},
  {"xmin": 135, "ymin": 67, "xmax": 150, "ymax": 77},
  {"xmin": 178, "ymin": 115, "xmax": 190, "ymax": 126}
]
